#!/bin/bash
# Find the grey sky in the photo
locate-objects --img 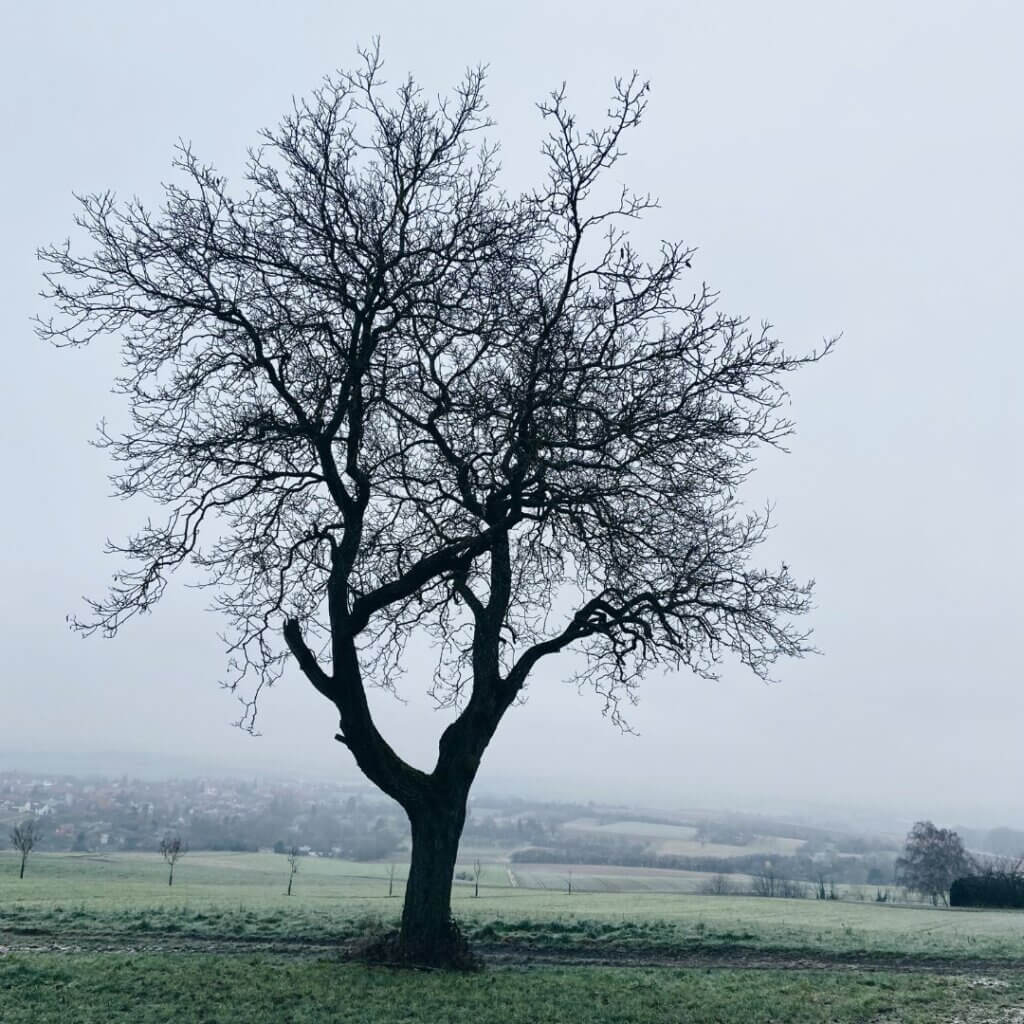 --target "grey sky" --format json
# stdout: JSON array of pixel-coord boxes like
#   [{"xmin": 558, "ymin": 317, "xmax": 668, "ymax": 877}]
[{"xmin": 2, "ymin": 0, "xmax": 1021, "ymax": 825}]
